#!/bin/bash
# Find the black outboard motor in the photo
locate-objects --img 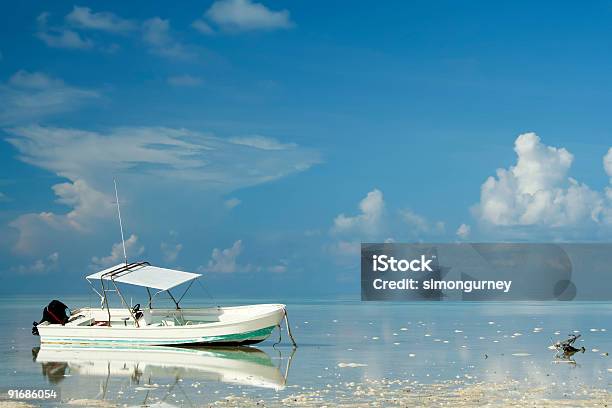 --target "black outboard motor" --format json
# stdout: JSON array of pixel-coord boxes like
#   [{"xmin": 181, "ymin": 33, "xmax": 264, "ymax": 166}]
[{"xmin": 32, "ymin": 300, "xmax": 71, "ymax": 336}]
